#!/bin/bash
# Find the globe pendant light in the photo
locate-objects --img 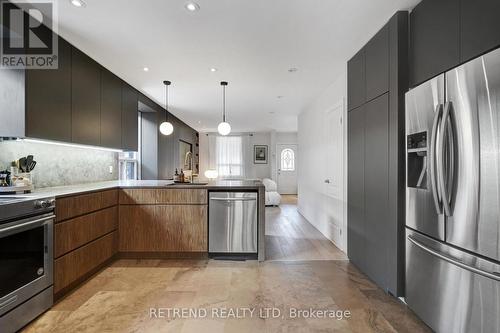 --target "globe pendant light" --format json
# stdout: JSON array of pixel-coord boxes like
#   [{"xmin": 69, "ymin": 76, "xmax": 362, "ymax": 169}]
[
  {"xmin": 217, "ymin": 81, "xmax": 231, "ymax": 136},
  {"xmin": 159, "ymin": 80, "xmax": 174, "ymax": 136}
]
